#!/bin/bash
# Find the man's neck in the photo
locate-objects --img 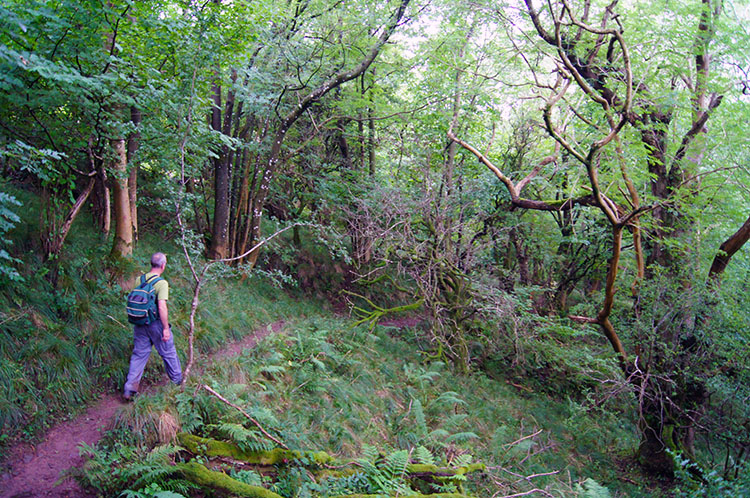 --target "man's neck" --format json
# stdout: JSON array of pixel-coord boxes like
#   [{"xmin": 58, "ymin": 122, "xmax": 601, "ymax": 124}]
[{"xmin": 150, "ymin": 267, "xmax": 164, "ymax": 276}]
